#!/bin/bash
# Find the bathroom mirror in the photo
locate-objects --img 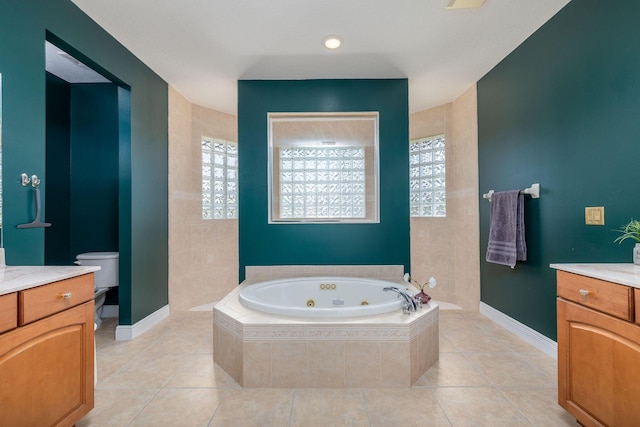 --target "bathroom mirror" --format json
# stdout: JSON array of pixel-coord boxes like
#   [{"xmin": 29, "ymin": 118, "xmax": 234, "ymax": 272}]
[{"xmin": 268, "ymin": 112, "xmax": 379, "ymax": 224}]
